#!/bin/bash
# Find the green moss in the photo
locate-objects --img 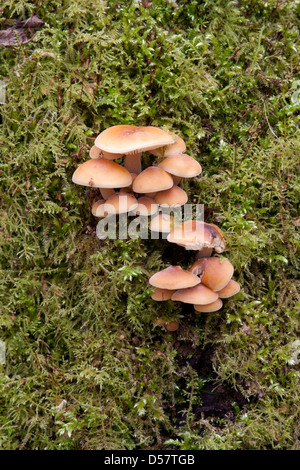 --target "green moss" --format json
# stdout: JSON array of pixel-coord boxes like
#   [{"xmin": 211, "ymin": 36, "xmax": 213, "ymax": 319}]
[{"xmin": 0, "ymin": 0, "xmax": 299, "ymax": 450}]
